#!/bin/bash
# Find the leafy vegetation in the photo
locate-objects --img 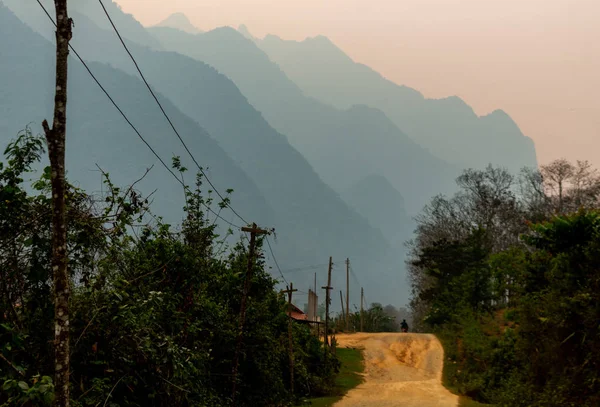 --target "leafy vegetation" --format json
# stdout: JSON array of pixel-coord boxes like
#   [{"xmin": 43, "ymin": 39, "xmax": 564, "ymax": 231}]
[
  {"xmin": 409, "ymin": 162, "xmax": 600, "ymax": 406},
  {"xmin": 458, "ymin": 397, "xmax": 490, "ymax": 407},
  {"xmin": 0, "ymin": 129, "xmax": 339, "ymax": 406},
  {"xmin": 300, "ymin": 347, "xmax": 364, "ymax": 407},
  {"xmin": 332, "ymin": 303, "xmax": 410, "ymax": 333}
]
